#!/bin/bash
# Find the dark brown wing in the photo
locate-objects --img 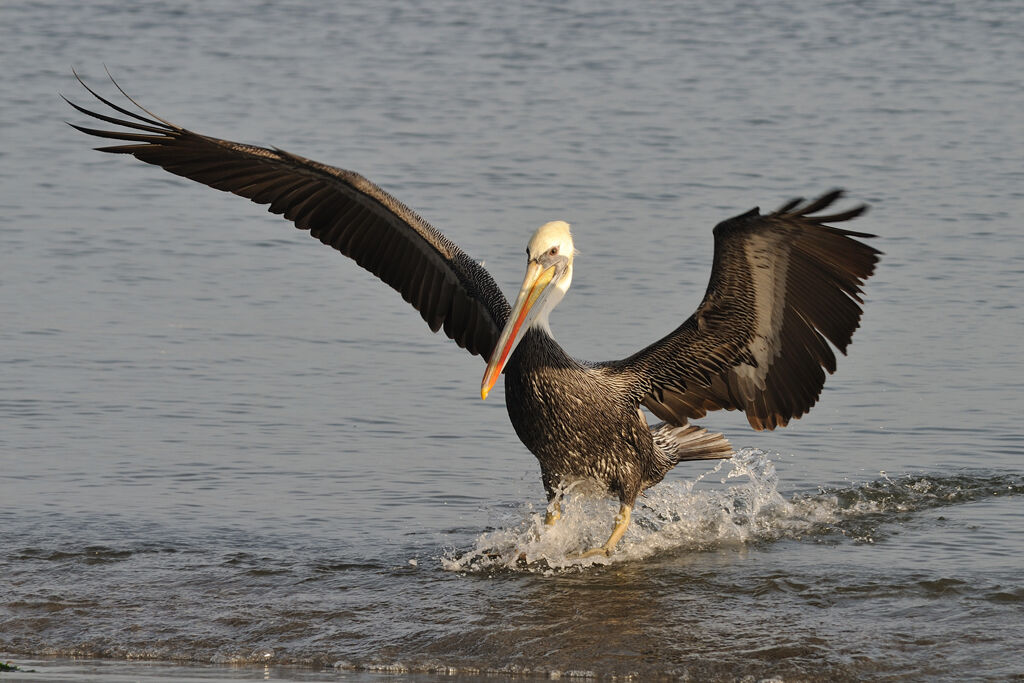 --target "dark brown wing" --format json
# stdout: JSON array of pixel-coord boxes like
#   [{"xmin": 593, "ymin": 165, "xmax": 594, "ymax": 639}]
[
  {"xmin": 64, "ymin": 72, "xmax": 509, "ymax": 359},
  {"xmin": 609, "ymin": 190, "xmax": 880, "ymax": 430}
]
